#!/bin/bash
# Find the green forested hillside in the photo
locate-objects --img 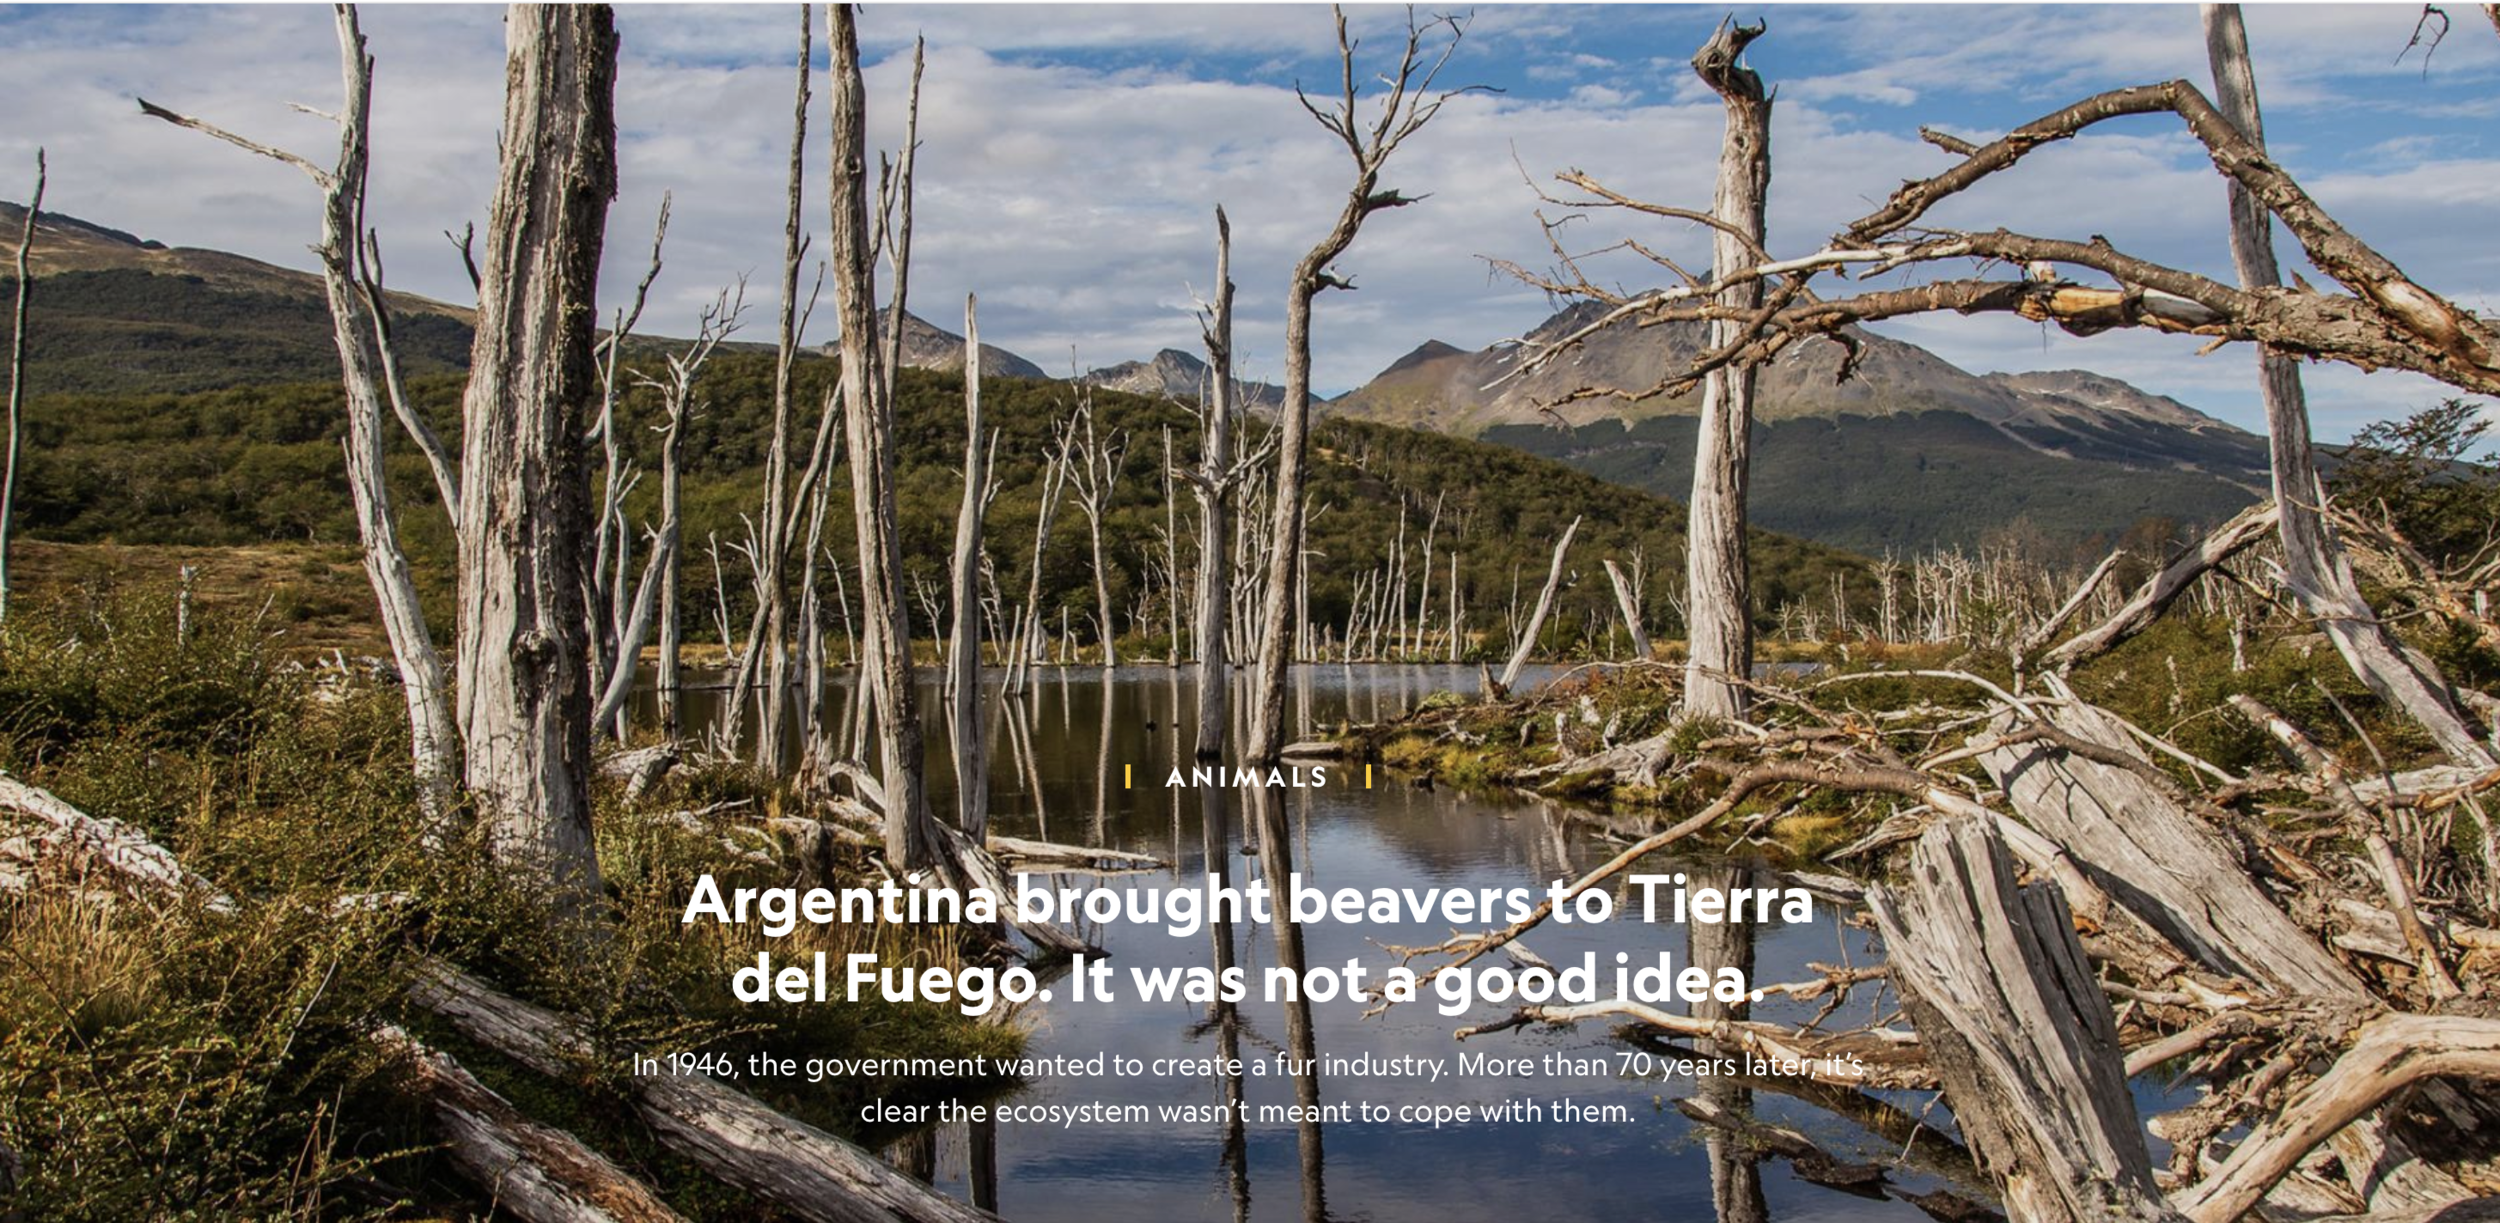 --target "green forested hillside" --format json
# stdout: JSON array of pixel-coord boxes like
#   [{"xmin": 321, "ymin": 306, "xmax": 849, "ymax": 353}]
[{"xmin": 11, "ymin": 353, "xmax": 1867, "ymax": 652}]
